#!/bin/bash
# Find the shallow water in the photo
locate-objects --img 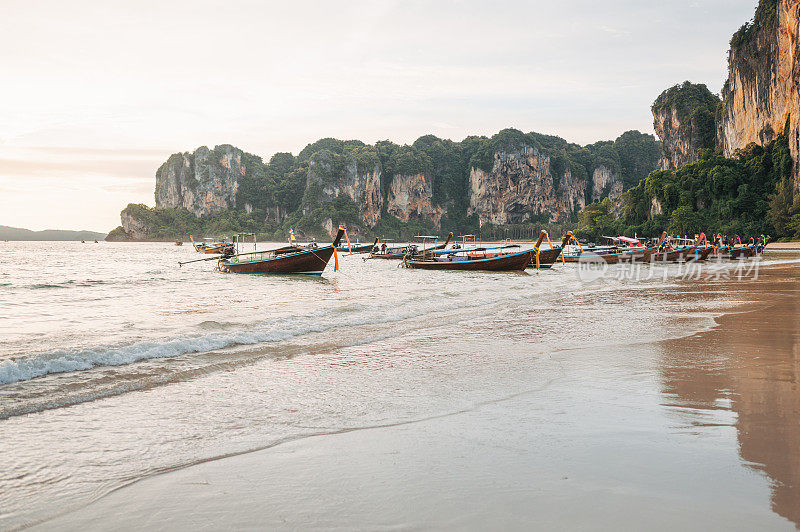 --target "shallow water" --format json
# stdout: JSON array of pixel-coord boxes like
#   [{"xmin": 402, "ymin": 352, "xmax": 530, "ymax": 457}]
[{"xmin": 1, "ymin": 242, "xmax": 799, "ymax": 529}]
